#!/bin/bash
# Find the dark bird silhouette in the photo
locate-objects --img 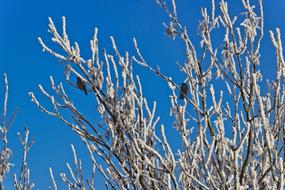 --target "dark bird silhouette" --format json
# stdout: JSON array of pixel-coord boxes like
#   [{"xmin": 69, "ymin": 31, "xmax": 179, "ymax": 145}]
[
  {"xmin": 77, "ymin": 76, "xmax": 88, "ymax": 95},
  {"xmin": 179, "ymin": 82, "xmax": 188, "ymax": 99}
]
